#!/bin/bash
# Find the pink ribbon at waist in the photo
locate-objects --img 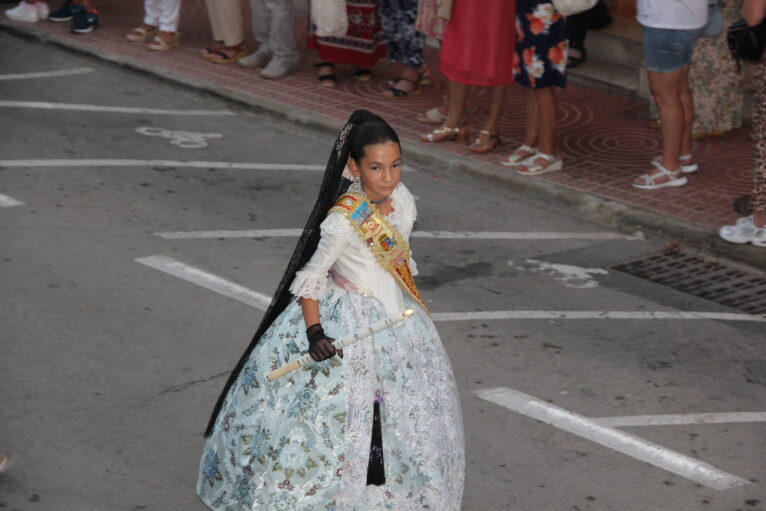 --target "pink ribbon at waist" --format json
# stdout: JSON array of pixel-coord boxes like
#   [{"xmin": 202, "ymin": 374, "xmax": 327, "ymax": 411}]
[{"xmin": 331, "ymin": 270, "xmax": 360, "ymax": 292}]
